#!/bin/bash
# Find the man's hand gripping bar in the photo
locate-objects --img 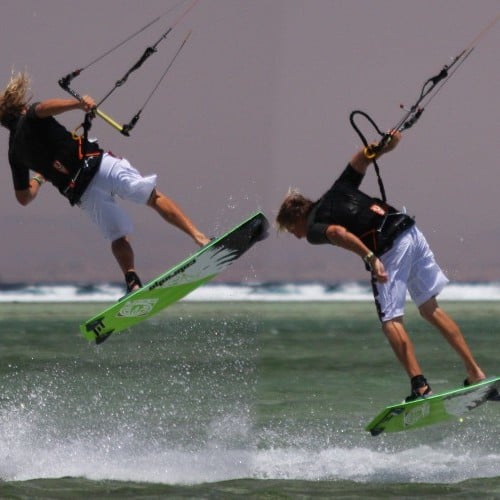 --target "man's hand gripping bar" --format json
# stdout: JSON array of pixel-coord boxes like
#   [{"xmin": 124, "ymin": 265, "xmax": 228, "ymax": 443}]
[{"xmin": 58, "ymin": 77, "xmax": 130, "ymax": 136}]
